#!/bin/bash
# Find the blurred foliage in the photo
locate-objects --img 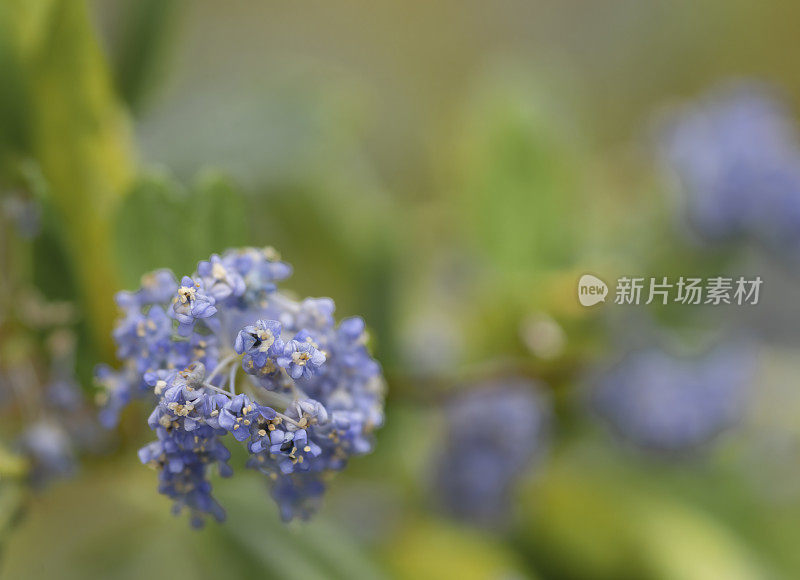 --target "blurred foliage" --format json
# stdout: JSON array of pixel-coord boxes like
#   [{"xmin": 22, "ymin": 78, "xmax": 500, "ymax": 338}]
[
  {"xmin": 108, "ymin": 0, "xmax": 180, "ymax": 114},
  {"xmin": 1, "ymin": 0, "xmax": 135, "ymax": 355},
  {"xmin": 0, "ymin": 461, "xmax": 382, "ymax": 580},
  {"xmin": 517, "ymin": 439, "xmax": 769, "ymax": 579},
  {"xmin": 451, "ymin": 73, "xmax": 584, "ymax": 277},
  {"xmin": 382, "ymin": 517, "xmax": 531, "ymax": 579},
  {"xmin": 0, "ymin": 8, "xmax": 30, "ymax": 165},
  {"xmin": 113, "ymin": 170, "xmax": 248, "ymax": 288}
]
